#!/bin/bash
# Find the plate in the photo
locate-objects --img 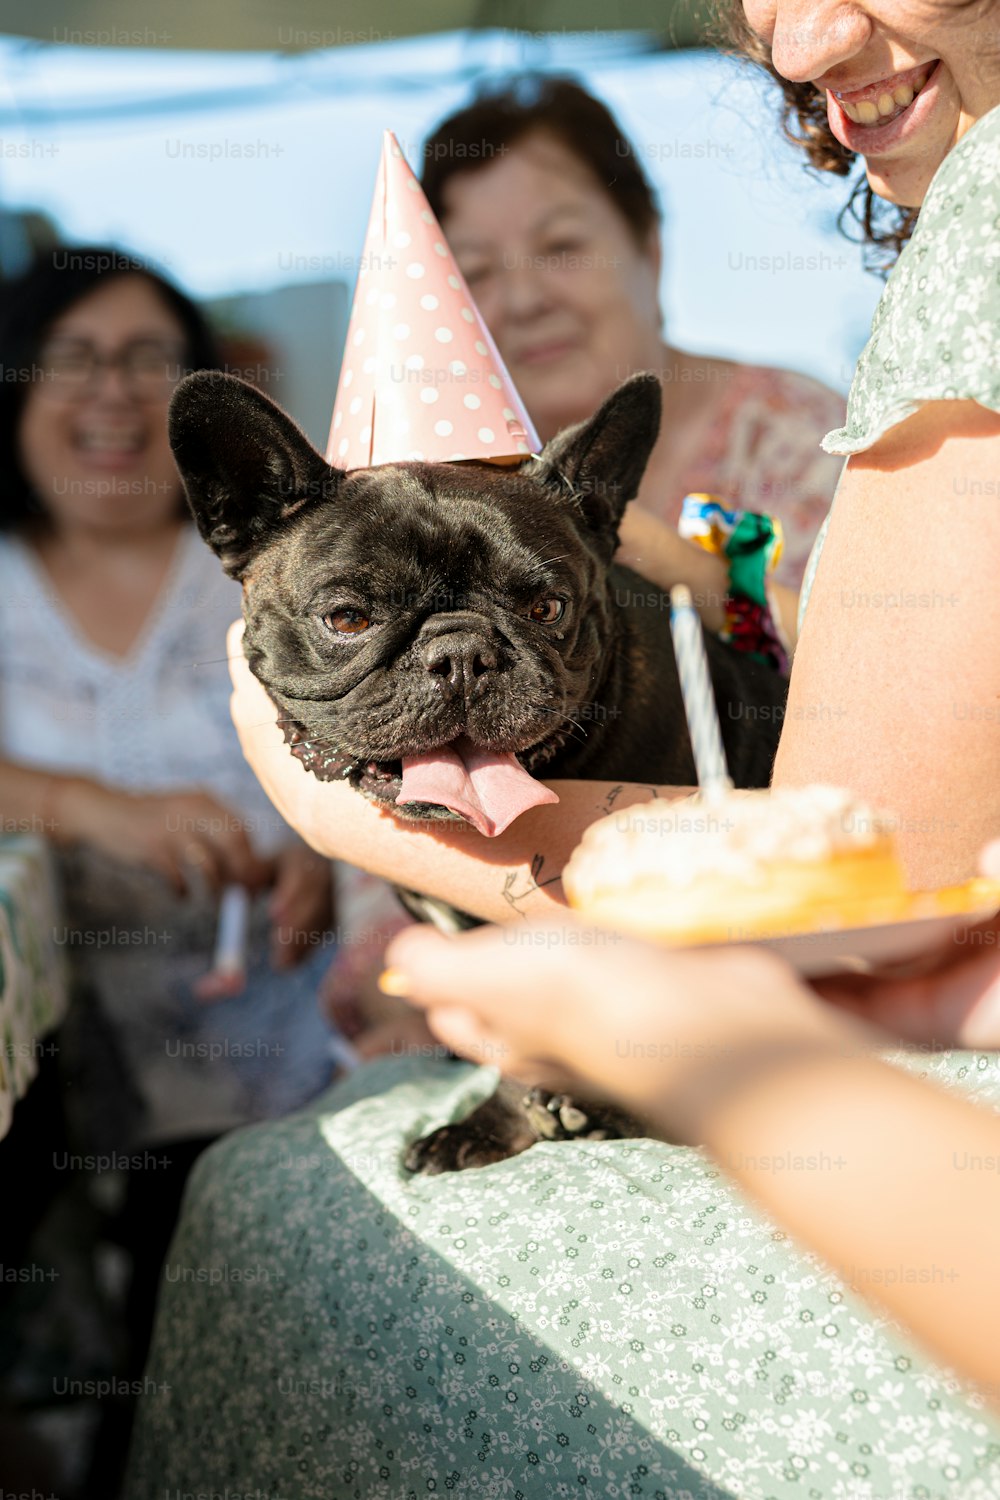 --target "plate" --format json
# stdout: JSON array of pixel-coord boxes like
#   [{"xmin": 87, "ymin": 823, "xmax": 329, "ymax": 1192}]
[{"xmin": 752, "ymin": 881, "xmax": 1000, "ymax": 977}]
